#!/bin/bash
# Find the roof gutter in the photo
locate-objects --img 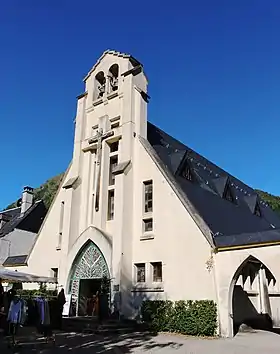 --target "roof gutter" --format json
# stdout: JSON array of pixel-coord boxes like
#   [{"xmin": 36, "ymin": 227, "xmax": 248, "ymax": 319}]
[{"xmin": 215, "ymin": 240, "xmax": 280, "ymax": 252}]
